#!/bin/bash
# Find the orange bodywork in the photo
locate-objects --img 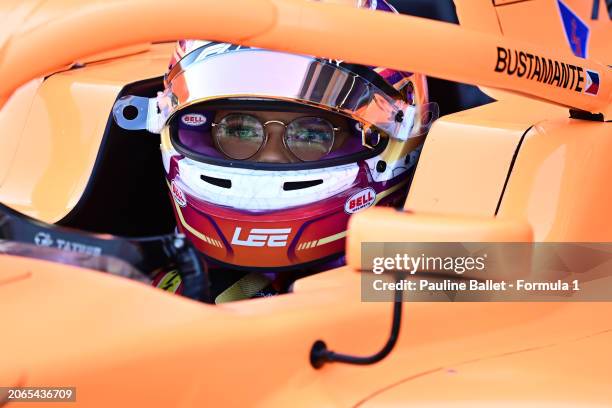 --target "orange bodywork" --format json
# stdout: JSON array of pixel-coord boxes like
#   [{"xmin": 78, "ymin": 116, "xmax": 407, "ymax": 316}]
[
  {"xmin": 0, "ymin": 43, "xmax": 173, "ymax": 222},
  {"xmin": 0, "ymin": 0, "xmax": 611, "ymax": 407}
]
